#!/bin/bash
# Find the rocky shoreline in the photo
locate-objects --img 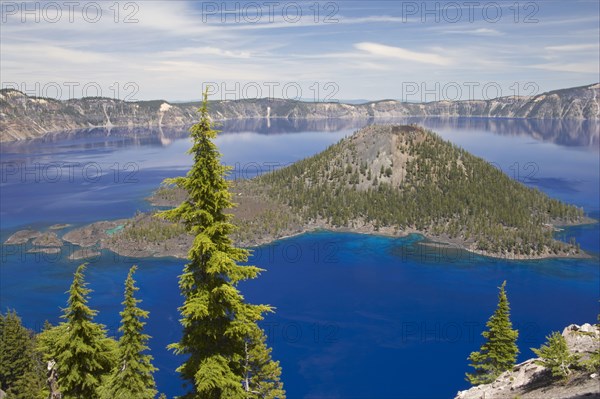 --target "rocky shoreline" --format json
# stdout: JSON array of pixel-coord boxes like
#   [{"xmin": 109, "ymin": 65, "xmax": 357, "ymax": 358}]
[{"xmin": 3, "ymin": 211, "xmax": 595, "ymax": 262}]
